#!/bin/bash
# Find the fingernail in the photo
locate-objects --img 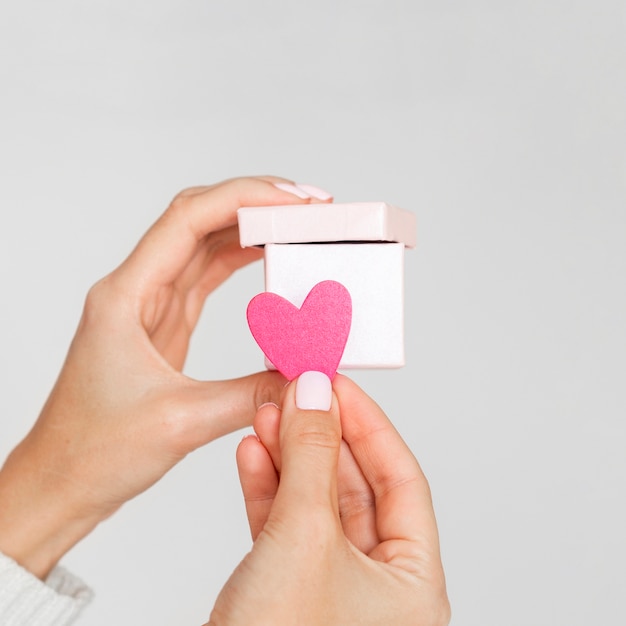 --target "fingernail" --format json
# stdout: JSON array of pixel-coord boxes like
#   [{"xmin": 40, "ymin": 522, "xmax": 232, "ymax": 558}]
[
  {"xmin": 273, "ymin": 182, "xmax": 311, "ymax": 199},
  {"xmin": 295, "ymin": 371, "xmax": 332, "ymax": 411},
  {"xmin": 296, "ymin": 183, "xmax": 333, "ymax": 201},
  {"xmin": 257, "ymin": 401, "xmax": 279, "ymax": 411}
]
